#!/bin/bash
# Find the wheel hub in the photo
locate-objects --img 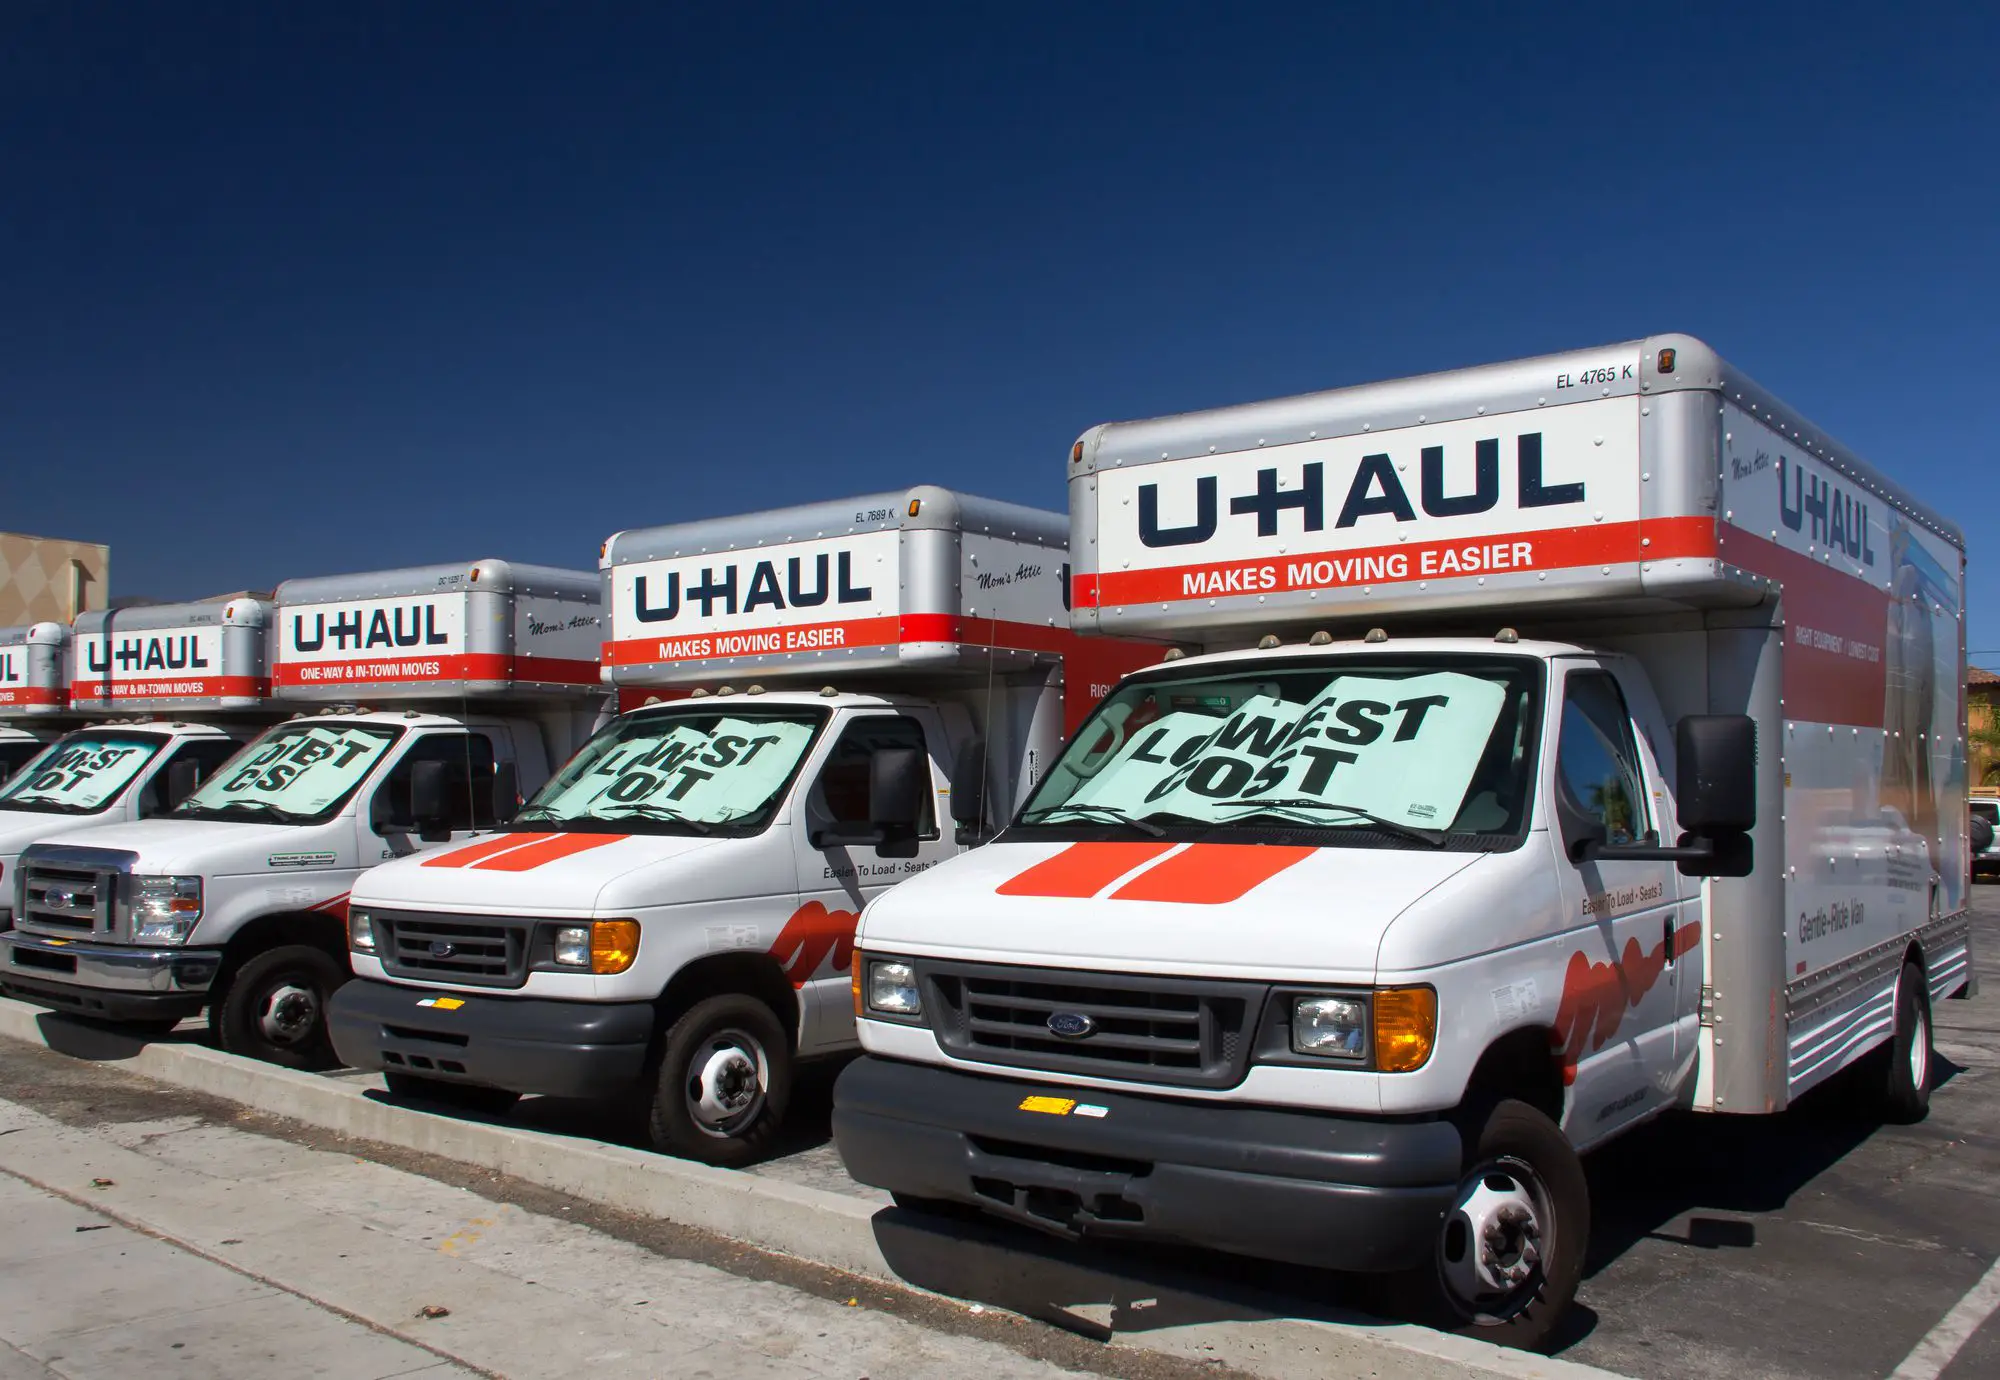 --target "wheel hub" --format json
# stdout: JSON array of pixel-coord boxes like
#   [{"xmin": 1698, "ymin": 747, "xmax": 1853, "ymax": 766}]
[
  {"xmin": 258, "ymin": 983, "xmax": 319, "ymax": 1045},
  {"xmin": 1441, "ymin": 1163, "xmax": 1546, "ymax": 1308},
  {"xmin": 685, "ymin": 1031, "xmax": 767, "ymax": 1136}
]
